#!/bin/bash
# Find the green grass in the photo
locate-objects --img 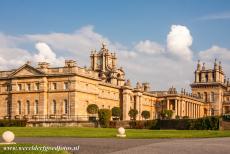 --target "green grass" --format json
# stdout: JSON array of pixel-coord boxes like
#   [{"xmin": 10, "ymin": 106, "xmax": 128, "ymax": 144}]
[
  {"xmin": 1, "ymin": 127, "xmax": 230, "ymax": 138},
  {"xmin": 0, "ymin": 143, "xmax": 69, "ymax": 154}
]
